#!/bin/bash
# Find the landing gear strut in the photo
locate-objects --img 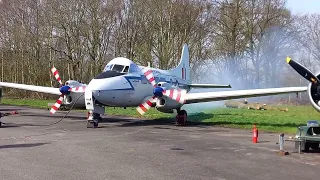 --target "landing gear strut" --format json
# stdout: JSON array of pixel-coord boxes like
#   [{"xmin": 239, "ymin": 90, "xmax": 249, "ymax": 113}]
[
  {"xmin": 87, "ymin": 110, "xmax": 102, "ymax": 128},
  {"xmin": 176, "ymin": 109, "xmax": 187, "ymax": 126}
]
